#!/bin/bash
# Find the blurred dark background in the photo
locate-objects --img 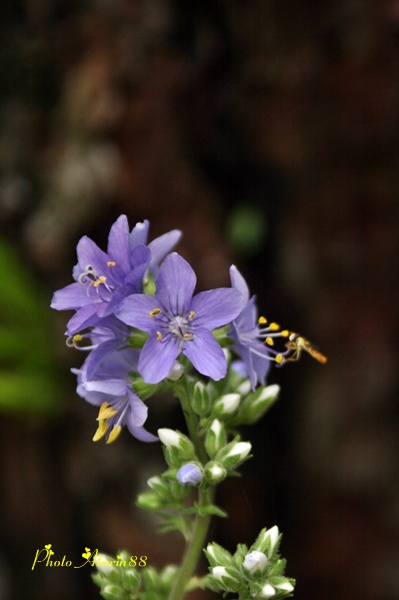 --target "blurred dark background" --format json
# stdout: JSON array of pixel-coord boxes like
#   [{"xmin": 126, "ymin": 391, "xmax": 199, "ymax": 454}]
[{"xmin": 1, "ymin": 1, "xmax": 398, "ymax": 598}]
